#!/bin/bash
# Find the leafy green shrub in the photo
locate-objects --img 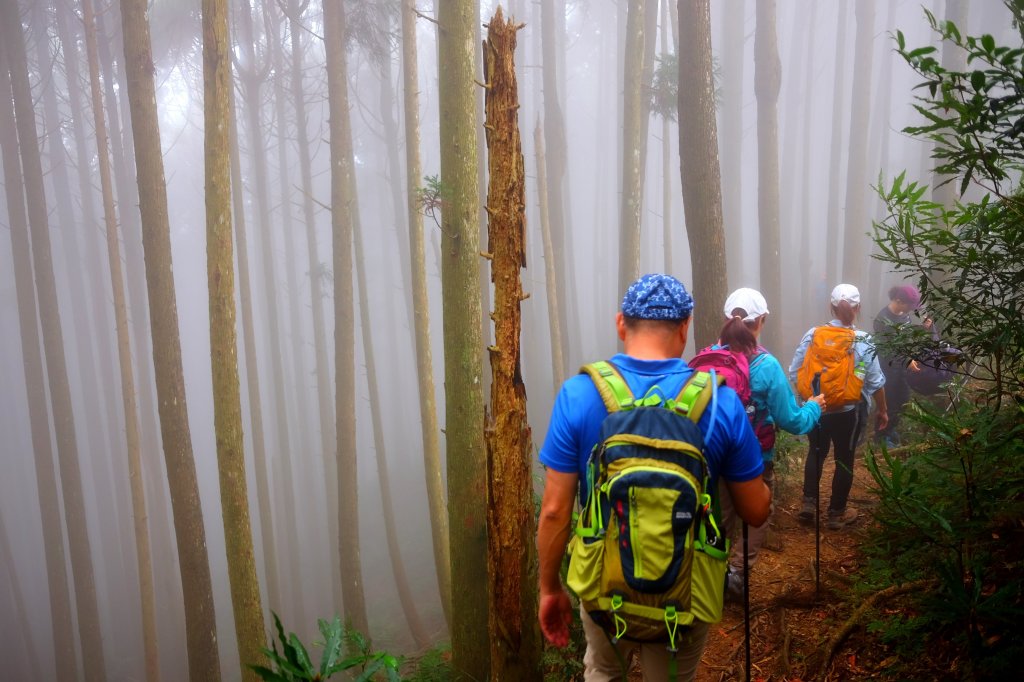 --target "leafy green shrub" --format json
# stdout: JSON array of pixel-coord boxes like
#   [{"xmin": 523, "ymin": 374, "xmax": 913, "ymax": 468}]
[
  {"xmin": 865, "ymin": 7, "xmax": 1024, "ymax": 677},
  {"xmin": 250, "ymin": 612, "xmax": 401, "ymax": 682}
]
